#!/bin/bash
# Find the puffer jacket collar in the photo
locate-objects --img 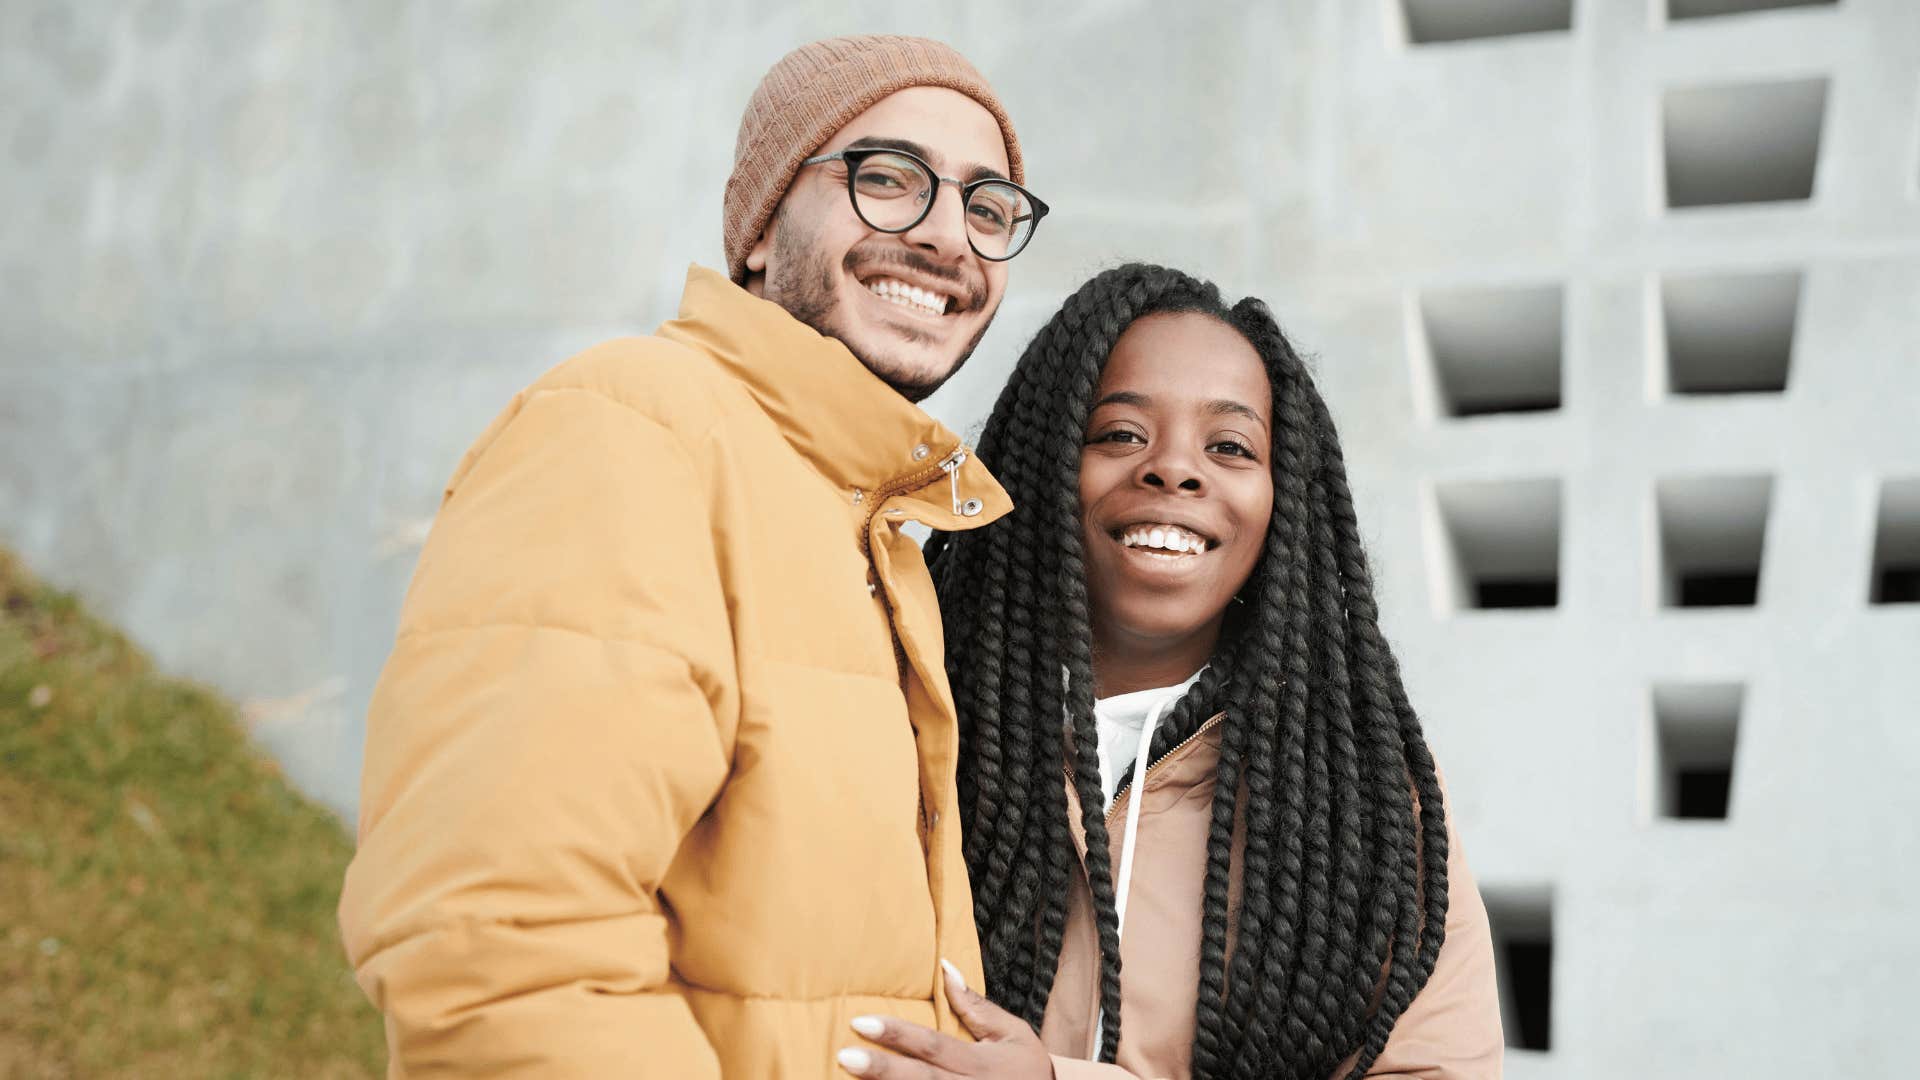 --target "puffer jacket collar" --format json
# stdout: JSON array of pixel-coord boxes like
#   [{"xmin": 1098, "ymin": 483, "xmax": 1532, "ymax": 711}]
[{"xmin": 658, "ymin": 265, "xmax": 1011, "ymax": 531}]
